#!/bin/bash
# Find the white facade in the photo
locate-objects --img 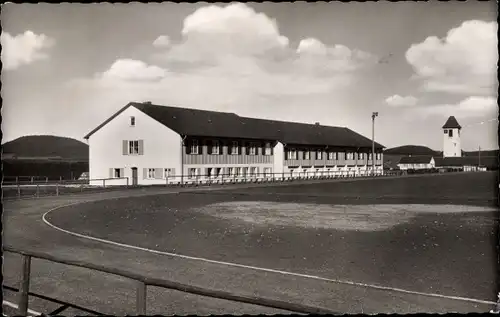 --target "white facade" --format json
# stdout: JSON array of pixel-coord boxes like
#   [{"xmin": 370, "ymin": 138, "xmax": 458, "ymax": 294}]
[
  {"xmin": 443, "ymin": 127, "xmax": 461, "ymax": 157},
  {"xmin": 87, "ymin": 105, "xmax": 384, "ymax": 186},
  {"xmin": 398, "ymin": 158, "xmax": 435, "ymax": 171},
  {"xmin": 272, "ymin": 142, "xmax": 285, "ymax": 176},
  {"xmin": 88, "ymin": 106, "xmax": 182, "ymax": 186}
]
